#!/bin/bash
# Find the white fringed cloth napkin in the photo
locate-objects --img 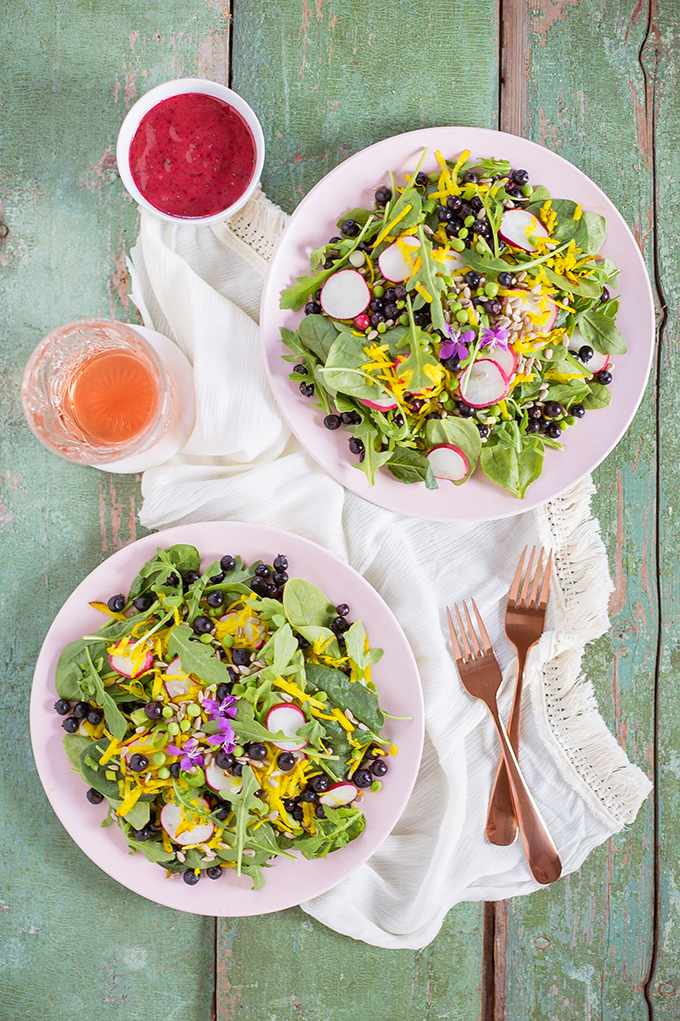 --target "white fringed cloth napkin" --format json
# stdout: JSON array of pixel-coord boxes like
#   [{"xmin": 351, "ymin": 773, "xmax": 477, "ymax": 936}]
[{"xmin": 128, "ymin": 190, "xmax": 651, "ymax": 949}]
